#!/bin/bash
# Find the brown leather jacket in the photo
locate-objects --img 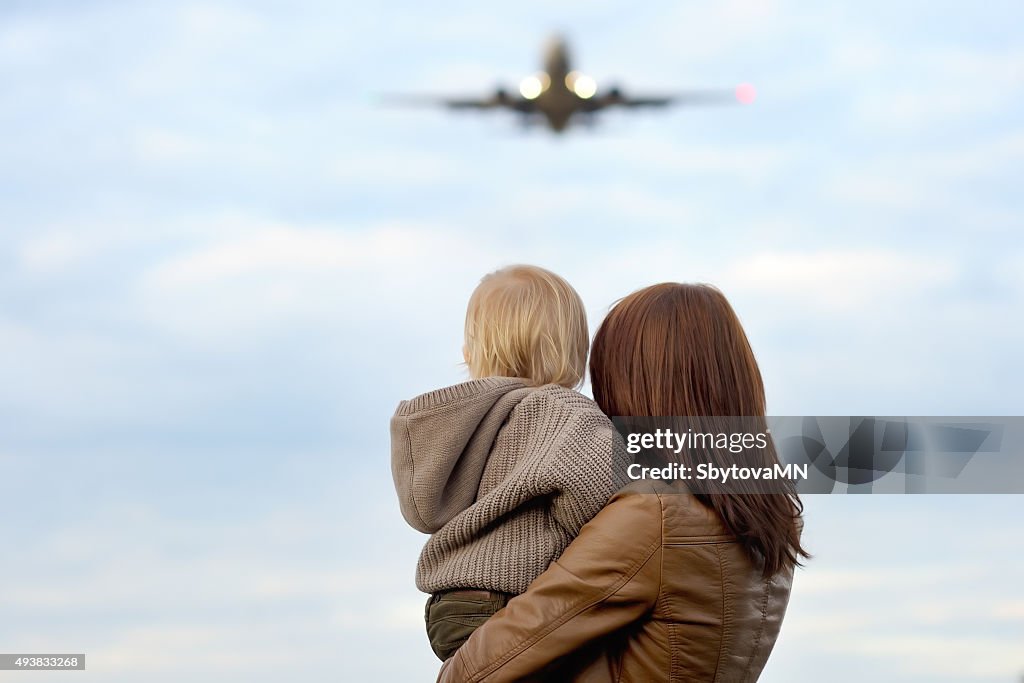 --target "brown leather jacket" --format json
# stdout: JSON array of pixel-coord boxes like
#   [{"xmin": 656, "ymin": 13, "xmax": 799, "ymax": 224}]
[{"xmin": 437, "ymin": 480, "xmax": 794, "ymax": 682}]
